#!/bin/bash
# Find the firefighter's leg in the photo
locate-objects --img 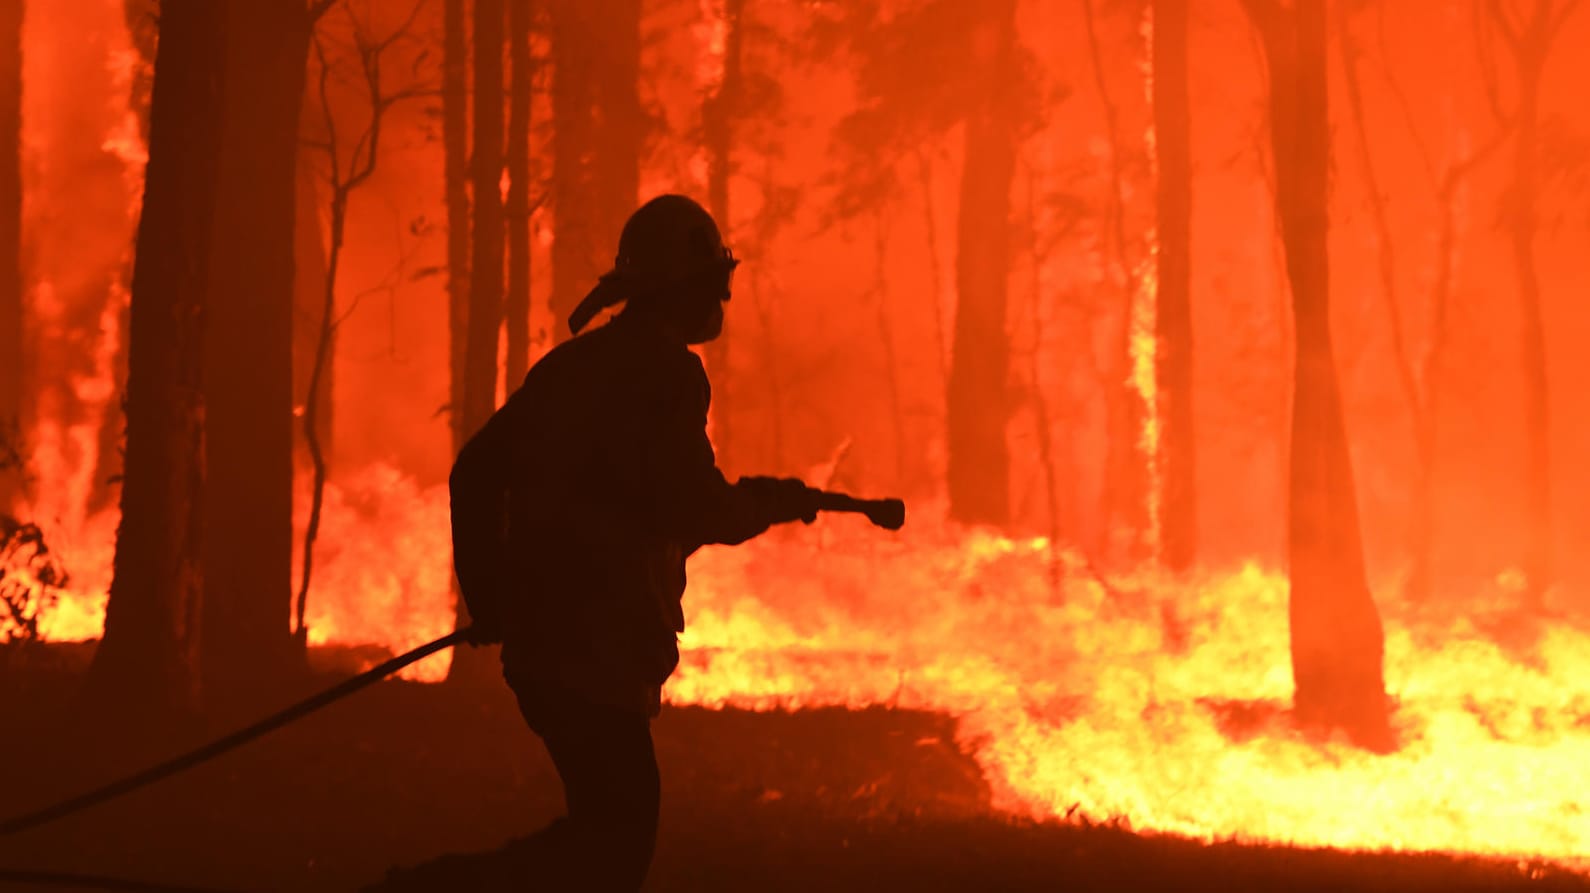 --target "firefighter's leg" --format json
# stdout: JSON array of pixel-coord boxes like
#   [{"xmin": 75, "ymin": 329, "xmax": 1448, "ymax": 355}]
[{"xmin": 515, "ymin": 690, "xmax": 660, "ymax": 891}]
